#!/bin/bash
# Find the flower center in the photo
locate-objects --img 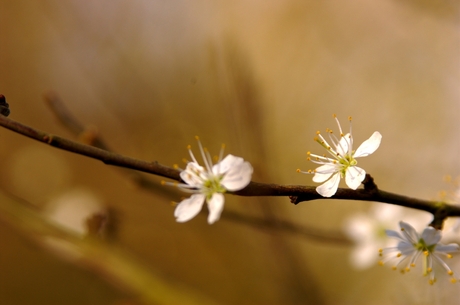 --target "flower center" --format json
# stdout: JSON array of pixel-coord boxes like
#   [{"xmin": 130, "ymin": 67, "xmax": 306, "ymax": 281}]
[
  {"xmin": 203, "ymin": 175, "xmax": 226, "ymax": 199},
  {"xmin": 415, "ymin": 238, "xmax": 436, "ymax": 253}
]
